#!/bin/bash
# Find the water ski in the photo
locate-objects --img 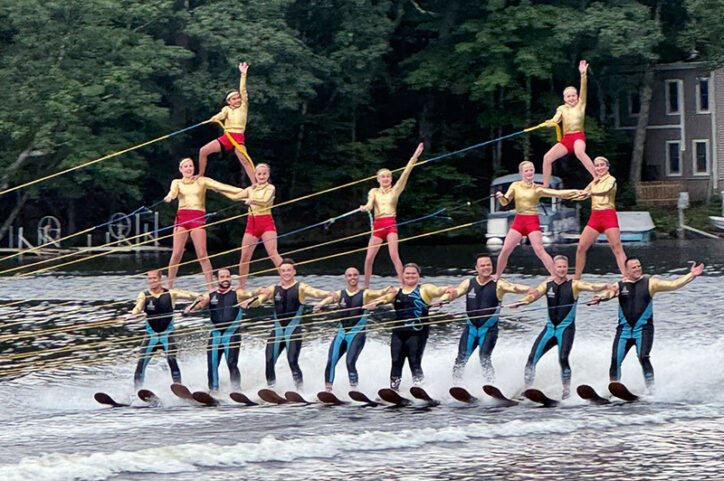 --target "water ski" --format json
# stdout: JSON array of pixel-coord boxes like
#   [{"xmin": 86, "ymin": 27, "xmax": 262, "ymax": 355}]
[
  {"xmin": 482, "ymin": 385, "xmax": 519, "ymax": 406},
  {"xmin": 523, "ymin": 388, "xmax": 559, "ymax": 407},
  {"xmin": 378, "ymin": 388, "xmax": 412, "ymax": 407},
  {"xmin": 170, "ymin": 383, "xmax": 194, "ymax": 401},
  {"xmin": 192, "ymin": 391, "xmax": 219, "ymax": 407},
  {"xmin": 284, "ymin": 391, "xmax": 310, "ymax": 404},
  {"xmin": 94, "ymin": 392, "xmax": 129, "ymax": 408},
  {"xmin": 317, "ymin": 391, "xmax": 347, "ymax": 406},
  {"xmin": 608, "ymin": 382, "xmax": 639, "ymax": 402},
  {"xmin": 449, "ymin": 387, "xmax": 478, "ymax": 404},
  {"xmin": 348, "ymin": 390, "xmax": 380, "ymax": 407},
  {"xmin": 577, "ymin": 385, "xmax": 610, "ymax": 405},
  {"xmin": 137, "ymin": 389, "xmax": 161, "ymax": 406},
  {"xmin": 230, "ymin": 392, "xmax": 258, "ymax": 406},
  {"xmin": 409, "ymin": 387, "xmax": 440, "ymax": 406},
  {"xmin": 258, "ymin": 388, "xmax": 288, "ymax": 404}
]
